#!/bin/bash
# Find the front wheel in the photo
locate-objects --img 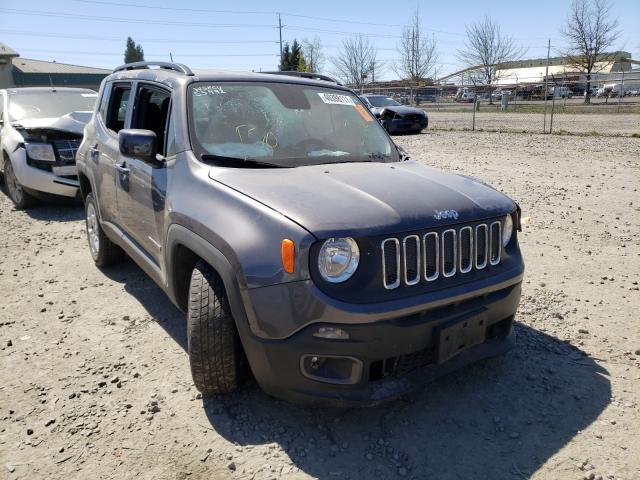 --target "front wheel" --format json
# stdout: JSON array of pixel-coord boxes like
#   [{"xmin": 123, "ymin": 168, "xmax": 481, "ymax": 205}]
[
  {"xmin": 187, "ymin": 261, "xmax": 243, "ymax": 395},
  {"xmin": 84, "ymin": 192, "xmax": 123, "ymax": 267},
  {"xmin": 4, "ymin": 160, "xmax": 37, "ymax": 209}
]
